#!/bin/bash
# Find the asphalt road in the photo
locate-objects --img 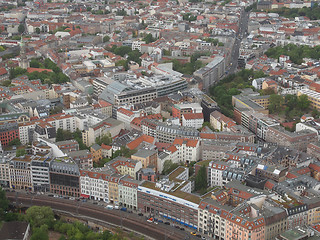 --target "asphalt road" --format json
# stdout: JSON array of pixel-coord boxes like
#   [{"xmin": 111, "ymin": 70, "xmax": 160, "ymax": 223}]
[
  {"xmin": 228, "ymin": 8, "xmax": 250, "ymax": 75},
  {"xmin": 6, "ymin": 192, "xmax": 199, "ymax": 240}
]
